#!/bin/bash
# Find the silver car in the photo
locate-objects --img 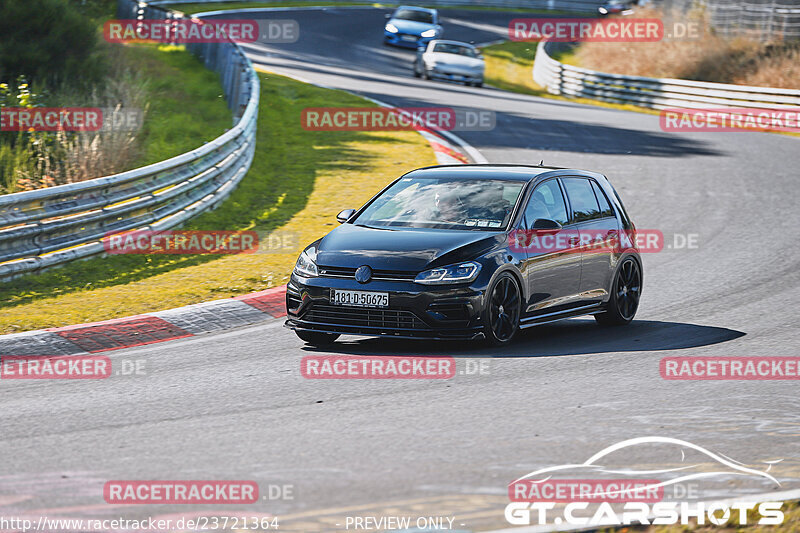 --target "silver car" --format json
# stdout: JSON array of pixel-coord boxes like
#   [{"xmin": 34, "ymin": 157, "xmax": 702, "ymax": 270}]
[{"xmin": 413, "ymin": 40, "xmax": 485, "ymax": 87}]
